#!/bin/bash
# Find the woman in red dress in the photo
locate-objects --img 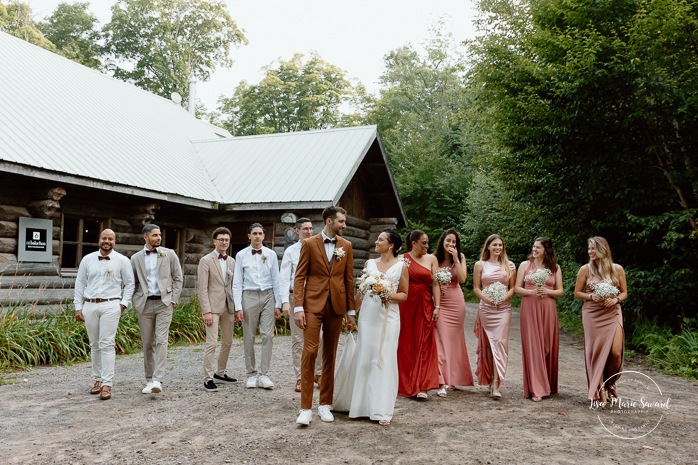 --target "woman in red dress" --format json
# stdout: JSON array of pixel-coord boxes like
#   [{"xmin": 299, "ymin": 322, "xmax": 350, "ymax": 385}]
[
  {"xmin": 398, "ymin": 230, "xmax": 440, "ymax": 399},
  {"xmin": 433, "ymin": 229, "xmax": 472, "ymax": 397},
  {"xmin": 515, "ymin": 237, "xmax": 563, "ymax": 402}
]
